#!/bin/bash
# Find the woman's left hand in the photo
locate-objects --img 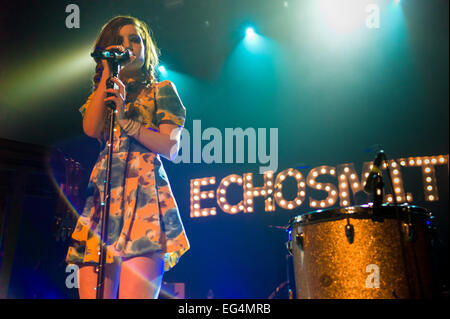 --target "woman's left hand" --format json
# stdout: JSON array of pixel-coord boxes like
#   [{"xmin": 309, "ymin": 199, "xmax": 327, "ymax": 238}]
[{"xmin": 104, "ymin": 77, "xmax": 128, "ymax": 127}]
